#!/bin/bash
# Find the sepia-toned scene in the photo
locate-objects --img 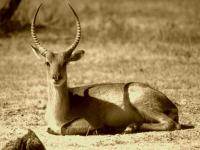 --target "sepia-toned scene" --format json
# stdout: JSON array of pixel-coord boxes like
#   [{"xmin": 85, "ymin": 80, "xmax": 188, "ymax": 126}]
[{"xmin": 0, "ymin": 0, "xmax": 199, "ymax": 149}]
